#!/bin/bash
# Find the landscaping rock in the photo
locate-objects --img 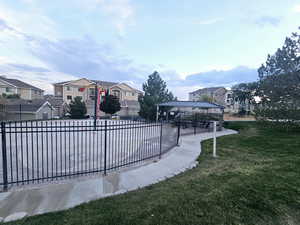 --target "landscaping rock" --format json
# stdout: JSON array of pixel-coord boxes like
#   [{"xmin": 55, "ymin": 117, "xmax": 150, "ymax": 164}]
[{"xmin": 4, "ymin": 212, "xmax": 27, "ymax": 222}]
